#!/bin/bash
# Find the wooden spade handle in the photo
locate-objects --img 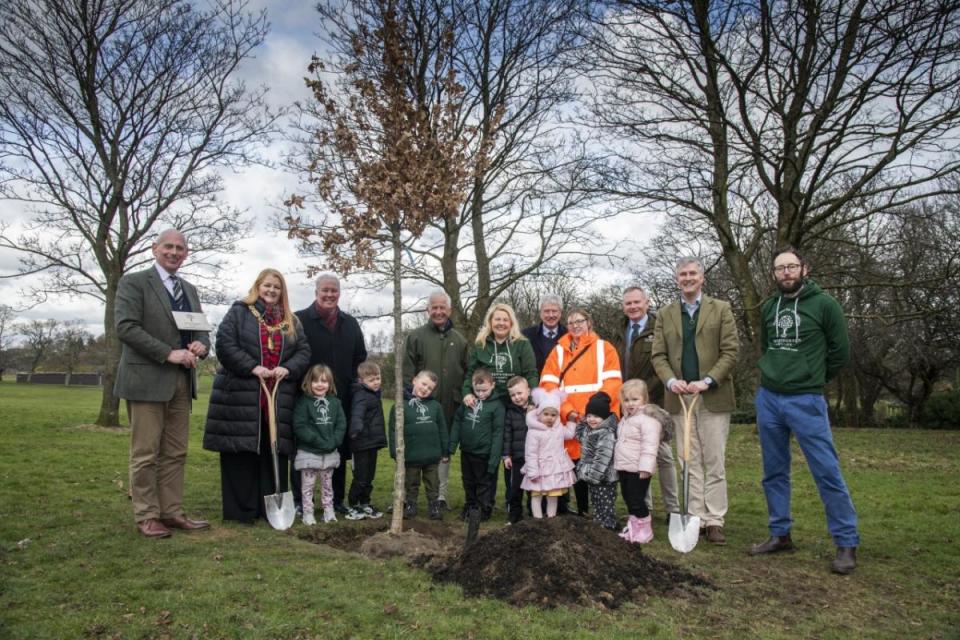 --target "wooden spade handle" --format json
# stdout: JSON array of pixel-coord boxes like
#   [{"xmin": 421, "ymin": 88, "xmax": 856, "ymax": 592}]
[
  {"xmin": 678, "ymin": 393, "xmax": 700, "ymax": 463},
  {"xmin": 258, "ymin": 377, "xmax": 280, "ymax": 446}
]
